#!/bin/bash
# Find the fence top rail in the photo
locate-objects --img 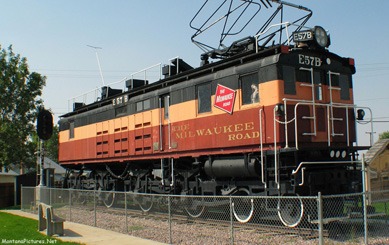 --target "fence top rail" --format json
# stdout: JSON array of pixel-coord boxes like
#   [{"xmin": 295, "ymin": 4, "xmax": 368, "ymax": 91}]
[{"xmin": 24, "ymin": 186, "xmax": 389, "ymax": 201}]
